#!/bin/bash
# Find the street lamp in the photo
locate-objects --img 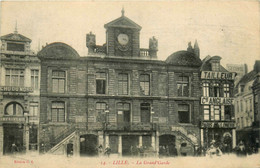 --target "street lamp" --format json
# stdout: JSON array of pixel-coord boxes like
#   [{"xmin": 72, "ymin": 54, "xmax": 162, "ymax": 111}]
[
  {"xmin": 105, "ymin": 104, "xmax": 109, "ymax": 129},
  {"xmin": 23, "ymin": 110, "xmax": 30, "ymax": 154}
]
